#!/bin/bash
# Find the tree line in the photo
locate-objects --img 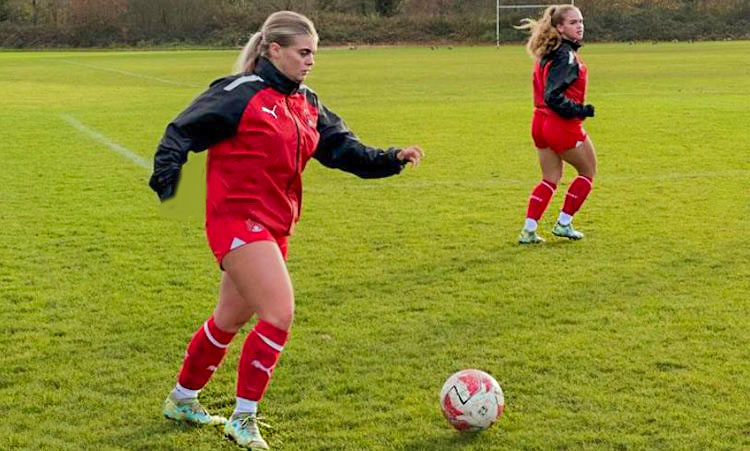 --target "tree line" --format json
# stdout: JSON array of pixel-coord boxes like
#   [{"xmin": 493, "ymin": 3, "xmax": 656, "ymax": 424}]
[{"xmin": 1, "ymin": 0, "xmax": 748, "ymax": 48}]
